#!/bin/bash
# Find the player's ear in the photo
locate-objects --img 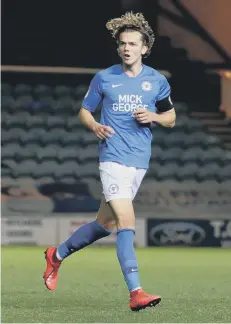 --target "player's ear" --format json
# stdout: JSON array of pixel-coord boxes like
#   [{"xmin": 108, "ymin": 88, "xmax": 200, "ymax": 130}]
[
  {"xmin": 141, "ymin": 45, "xmax": 148, "ymax": 56},
  {"xmin": 117, "ymin": 48, "xmax": 121, "ymax": 57}
]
